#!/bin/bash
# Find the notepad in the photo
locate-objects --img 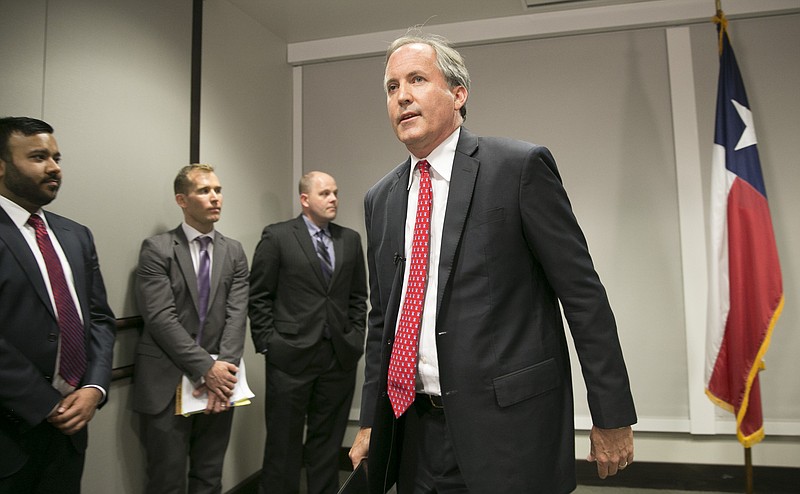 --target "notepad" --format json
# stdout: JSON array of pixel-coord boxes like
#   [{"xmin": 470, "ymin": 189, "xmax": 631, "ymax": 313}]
[{"xmin": 175, "ymin": 355, "xmax": 255, "ymax": 416}]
